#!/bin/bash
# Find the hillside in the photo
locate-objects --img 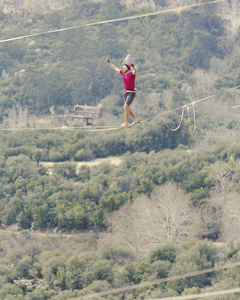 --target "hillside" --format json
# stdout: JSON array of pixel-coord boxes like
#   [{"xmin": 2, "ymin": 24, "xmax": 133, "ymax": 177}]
[
  {"xmin": 0, "ymin": 0, "xmax": 239, "ymax": 242},
  {"xmin": 0, "ymin": 0, "xmax": 239, "ymax": 18},
  {"xmin": 0, "ymin": 0, "xmax": 238, "ymax": 125},
  {"xmin": 0, "ymin": 0, "xmax": 73, "ymax": 15},
  {"xmin": 0, "ymin": 0, "xmax": 156, "ymax": 15}
]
